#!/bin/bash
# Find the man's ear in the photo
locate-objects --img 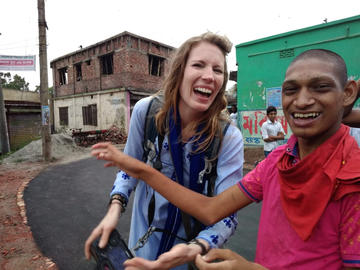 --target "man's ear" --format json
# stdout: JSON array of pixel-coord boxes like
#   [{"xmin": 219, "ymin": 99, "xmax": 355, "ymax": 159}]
[{"xmin": 343, "ymin": 80, "xmax": 359, "ymax": 108}]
